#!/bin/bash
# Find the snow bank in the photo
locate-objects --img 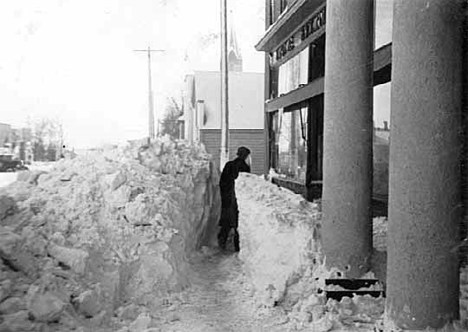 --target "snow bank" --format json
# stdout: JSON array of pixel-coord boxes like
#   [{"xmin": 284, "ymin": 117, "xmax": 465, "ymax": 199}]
[
  {"xmin": 28, "ymin": 161, "xmax": 56, "ymax": 172},
  {"xmin": 237, "ymin": 174, "xmax": 467, "ymax": 331},
  {"xmin": 237, "ymin": 173, "xmax": 323, "ymax": 307},
  {"xmin": 237, "ymin": 173, "xmax": 364, "ymax": 331},
  {"xmin": 0, "ymin": 137, "xmax": 220, "ymax": 331}
]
